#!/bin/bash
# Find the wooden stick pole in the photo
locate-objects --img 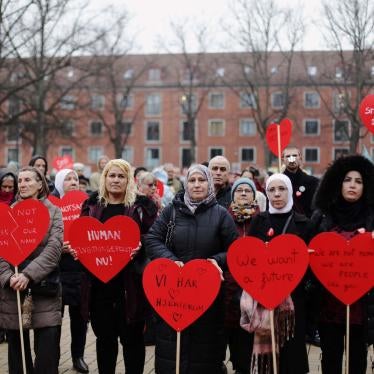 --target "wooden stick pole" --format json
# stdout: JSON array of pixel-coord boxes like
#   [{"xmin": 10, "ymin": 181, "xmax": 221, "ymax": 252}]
[
  {"xmin": 15, "ymin": 266, "xmax": 27, "ymax": 374},
  {"xmin": 176, "ymin": 331, "xmax": 181, "ymax": 374},
  {"xmin": 270, "ymin": 310, "xmax": 278, "ymax": 374},
  {"xmin": 345, "ymin": 305, "xmax": 350, "ymax": 374},
  {"xmin": 277, "ymin": 125, "xmax": 282, "ymax": 172}
]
